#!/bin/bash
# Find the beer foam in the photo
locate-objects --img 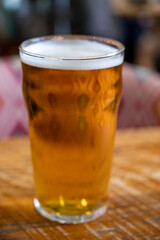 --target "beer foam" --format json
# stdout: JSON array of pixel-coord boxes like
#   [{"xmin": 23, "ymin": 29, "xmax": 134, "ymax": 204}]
[{"xmin": 20, "ymin": 39, "xmax": 124, "ymax": 70}]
